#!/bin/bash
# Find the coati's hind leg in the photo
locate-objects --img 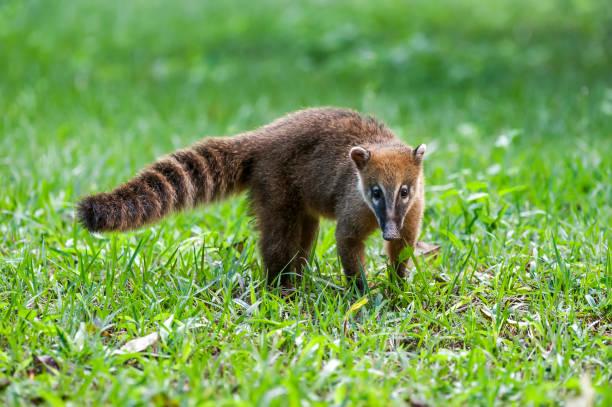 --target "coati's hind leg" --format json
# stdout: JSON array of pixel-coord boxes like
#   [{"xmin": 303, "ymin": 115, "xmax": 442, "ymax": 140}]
[
  {"xmin": 258, "ymin": 219, "xmax": 300, "ymax": 287},
  {"xmin": 296, "ymin": 213, "xmax": 319, "ymax": 275},
  {"xmin": 253, "ymin": 199, "xmax": 306, "ymax": 287}
]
